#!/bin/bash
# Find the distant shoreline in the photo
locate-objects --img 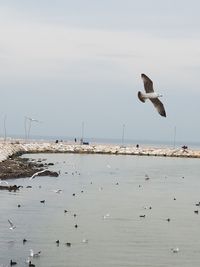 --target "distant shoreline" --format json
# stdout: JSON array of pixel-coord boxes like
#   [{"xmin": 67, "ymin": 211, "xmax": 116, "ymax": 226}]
[{"xmin": 0, "ymin": 140, "xmax": 200, "ymax": 162}]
